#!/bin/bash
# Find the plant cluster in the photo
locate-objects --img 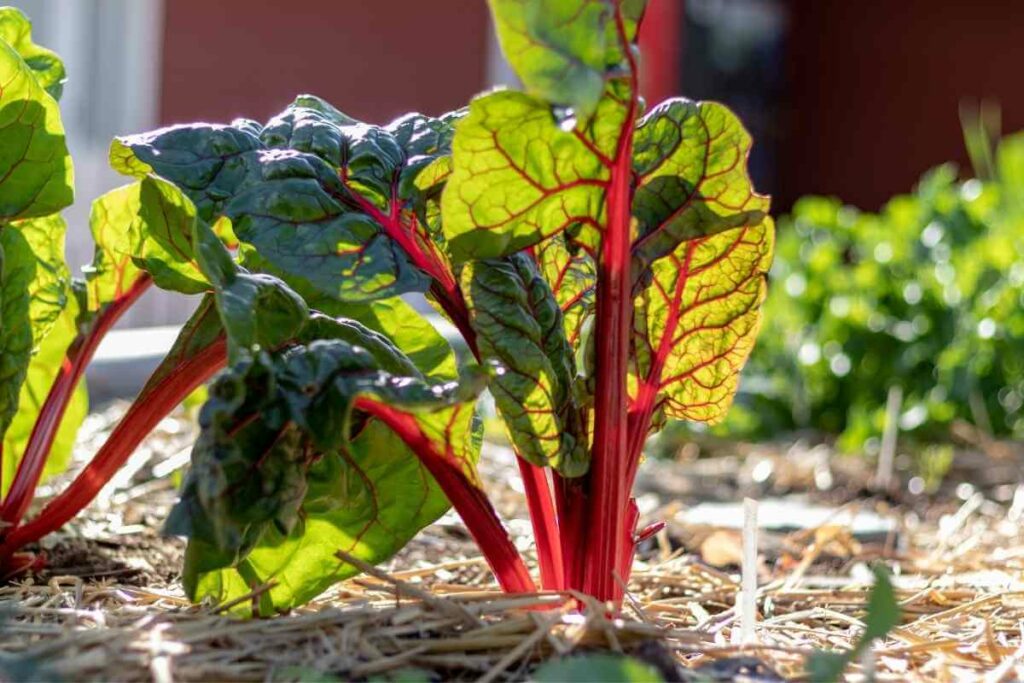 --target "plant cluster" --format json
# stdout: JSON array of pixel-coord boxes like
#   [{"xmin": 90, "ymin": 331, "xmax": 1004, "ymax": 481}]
[
  {"xmin": 715, "ymin": 130, "xmax": 1024, "ymax": 453},
  {"xmin": 0, "ymin": 1, "xmax": 771, "ymax": 613}
]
